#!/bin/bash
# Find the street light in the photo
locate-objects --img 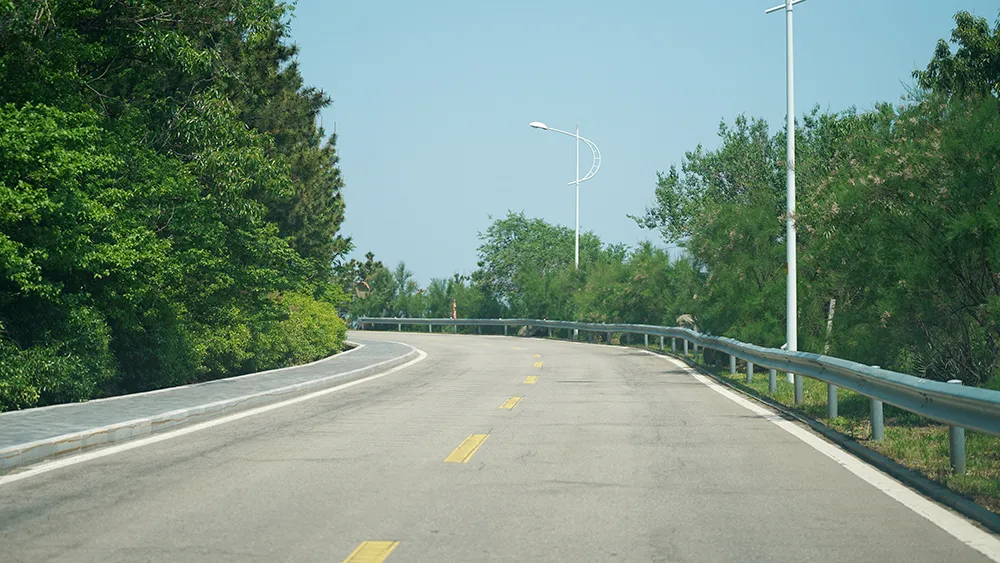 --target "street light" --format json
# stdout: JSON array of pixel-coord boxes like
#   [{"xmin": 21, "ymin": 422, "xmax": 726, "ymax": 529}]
[
  {"xmin": 528, "ymin": 122, "xmax": 601, "ymax": 270},
  {"xmin": 766, "ymin": 0, "xmax": 811, "ymax": 405}
]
